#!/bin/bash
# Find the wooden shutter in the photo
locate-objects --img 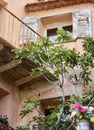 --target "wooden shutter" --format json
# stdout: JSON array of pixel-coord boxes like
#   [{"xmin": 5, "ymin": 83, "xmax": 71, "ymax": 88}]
[
  {"xmin": 73, "ymin": 10, "xmax": 91, "ymax": 38},
  {"xmin": 20, "ymin": 16, "xmax": 39, "ymax": 44}
]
